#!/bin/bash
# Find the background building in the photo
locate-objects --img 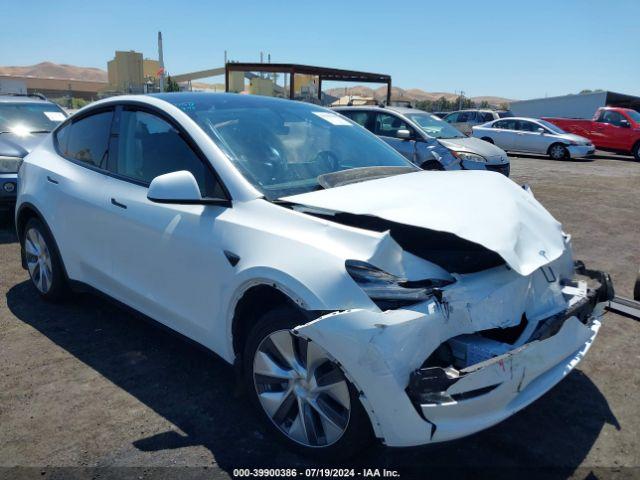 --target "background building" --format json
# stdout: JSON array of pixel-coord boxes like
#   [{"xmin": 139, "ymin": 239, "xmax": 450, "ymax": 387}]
[{"xmin": 107, "ymin": 51, "xmax": 144, "ymax": 92}]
